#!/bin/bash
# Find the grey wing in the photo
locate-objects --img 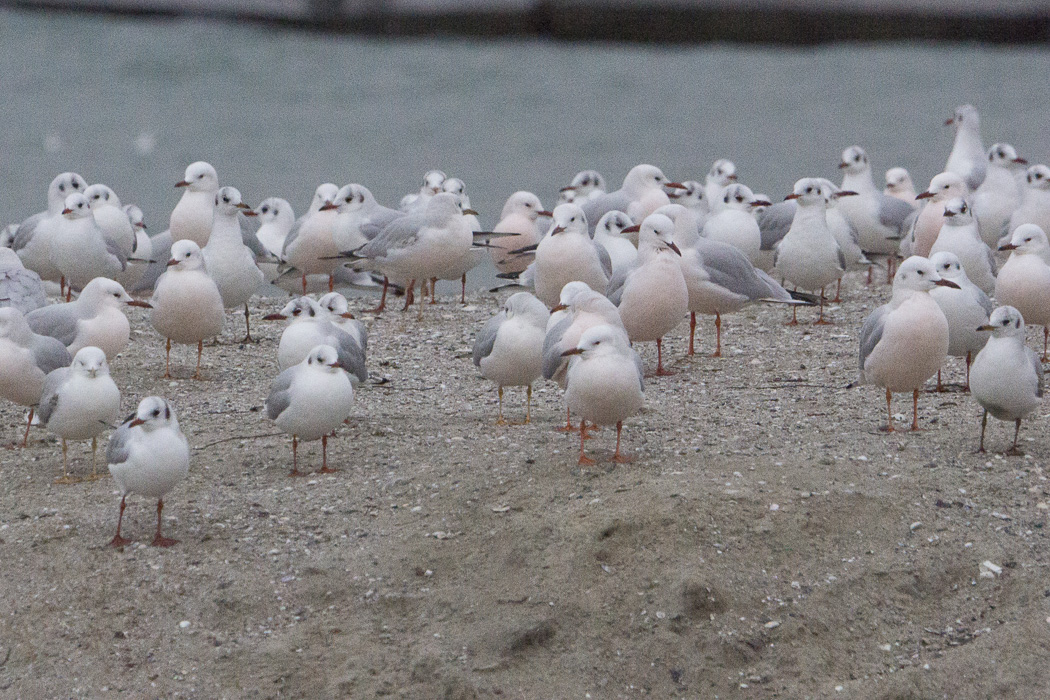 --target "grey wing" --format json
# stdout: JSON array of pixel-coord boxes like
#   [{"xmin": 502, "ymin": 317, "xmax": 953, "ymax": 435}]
[
  {"xmin": 605, "ymin": 263, "xmax": 635, "ymax": 307},
  {"xmin": 358, "ymin": 214, "xmax": 422, "ymax": 259},
  {"xmin": 25, "ymin": 304, "xmax": 80, "ymax": 346},
  {"xmin": 877, "ymin": 194, "xmax": 915, "ymax": 233},
  {"xmin": 346, "ymin": 319, "xmax": 367, "ymax": 355},
  {"xmin": 0, "ymin": 267, "xmax": 47, "ymax": 313},
  {"xmin": 365, "ymin": 208, "xmax": 404, "ymax": 240},
  {"xmin": 974, "ymin": 287, "xmax": 994, "ymax": 316},
  {"xmin": 758, "ymin": 200, "xmax": 795, "ymax": 251},
  {"xmin": 985, "ymin": 245, "xmax": 998, "ymax": 275},
  {"xmin": 582, "ymin": 192, "xmax": 630, "ymax": 233},
  {"xmin": 106, "ymin": 421, "xmax": 135, "ymax": 466},
  {"xmin": 1029, "ymin": 348, "xmax": 1044, "ymax": 398},
  {"xmin": 594, "ymin": 241, "xmax": 613, "ymax": 279},
  {"xmin": 334, "ymin": 328, "xmax": 368, "ymax": 383},
  {"xmin": 630, "ymin": 347, "xmax": 645, "ymax": 392},
  {"xmin": 966, "ymin": 165, "xmax": 986, "ymax": 194},
  {"xmin": 104, "ymin": 237, "xmax": 128, "ymax": 271},
  {"xmin": 239, "ymin": 212, "xmax": 269, "ymax": 258},
  {"xmin": 31, "ymin": 336, "xmax": 72, "ymax": 374},
  {"xmin": 541, "ymin": 315, "xmax": 572, "ymax": 379},
  {"xmin": 472, "ymin": 312, "xmax": 504, "ymax": 367},
  {"xmin": 858, "ymin": 304, "xmax": 890, "ymax": 374},
  {"xmin": 701, "ymin": 239, "xmax": 787, "ymax": 301},
  {"xmin": 835, "ymin": 242, "xmax": 847, "ymax": 272},
  {"xmin": 265, "ymin": 367, "xmax": 296, "ymax": 421},
  {"xmin": 133, "ymin": 230, "xmax": 172, "ymax": 293},
  {"xmin": 37, "ymin": 368, "xmax": 70, "ymax": 425},
  {"xmin": 11, "ymin": 213, "xmax": 44, "ymax": 252},
  {"xmin": 281, "ymin": 218, "xmax": 304, "ymax": 258}
]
